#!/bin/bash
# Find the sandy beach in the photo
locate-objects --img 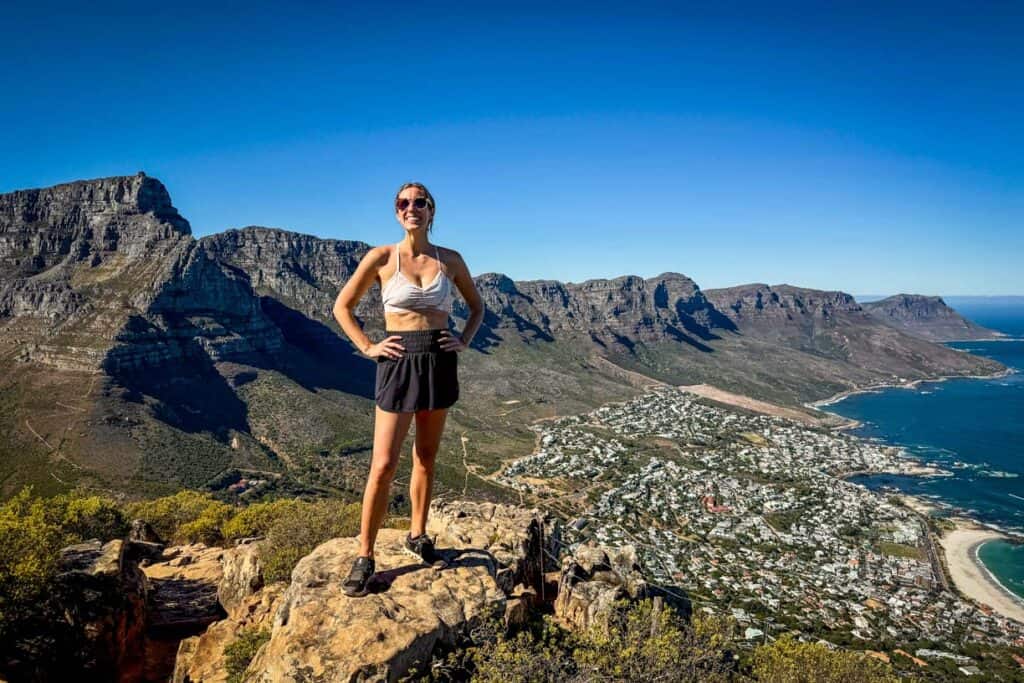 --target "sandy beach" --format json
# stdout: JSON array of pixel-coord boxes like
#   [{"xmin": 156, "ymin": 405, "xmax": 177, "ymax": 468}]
[{"xmin": 940, "ymin": 522, "xmax": 1024, "ymax": 624}]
